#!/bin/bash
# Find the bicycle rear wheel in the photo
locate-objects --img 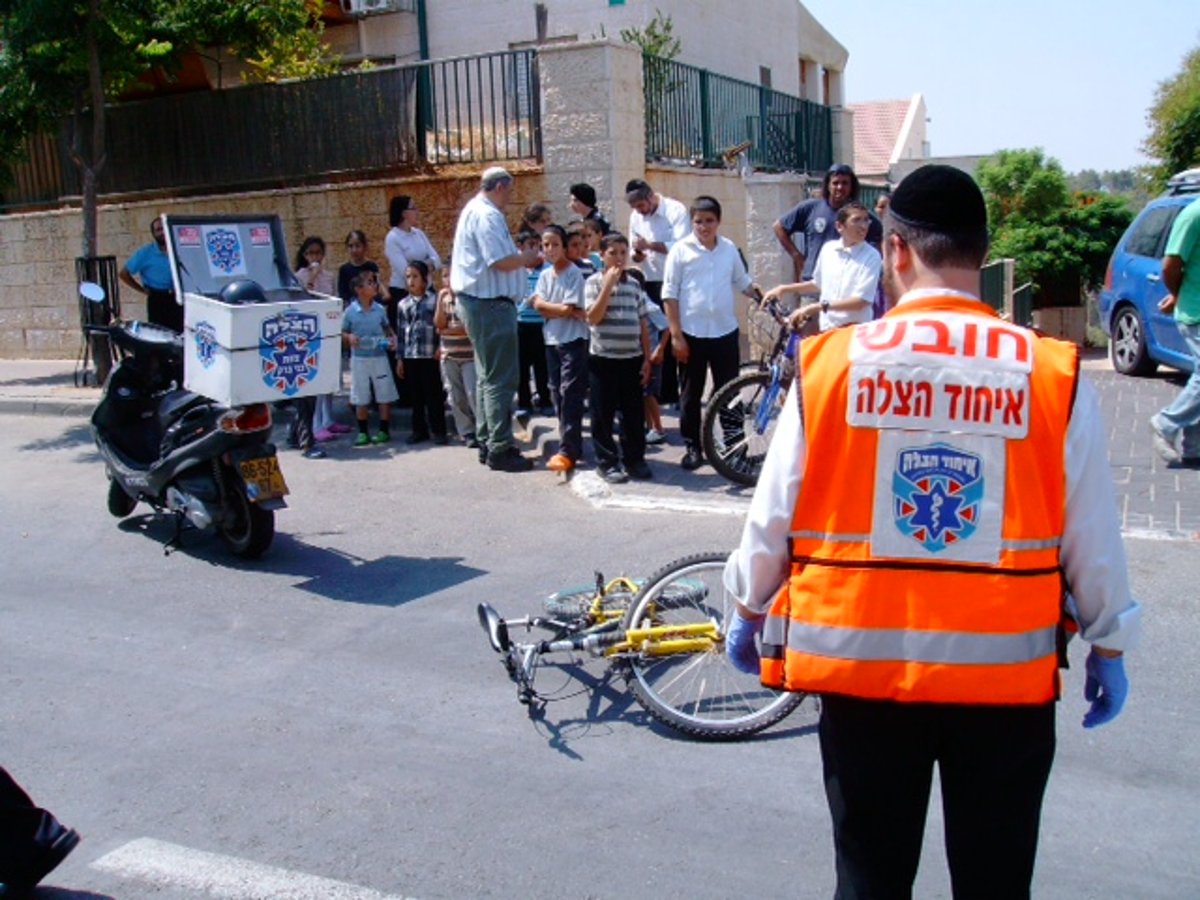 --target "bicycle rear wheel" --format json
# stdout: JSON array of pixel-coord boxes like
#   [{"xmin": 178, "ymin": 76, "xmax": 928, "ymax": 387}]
[
  {"xmin": 622, "ymin": 553, "xmax": 804, "ymax": 740},
  {"xmin": 701, "ymin": 372, "xmax": 779, "ymax": 486}
]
